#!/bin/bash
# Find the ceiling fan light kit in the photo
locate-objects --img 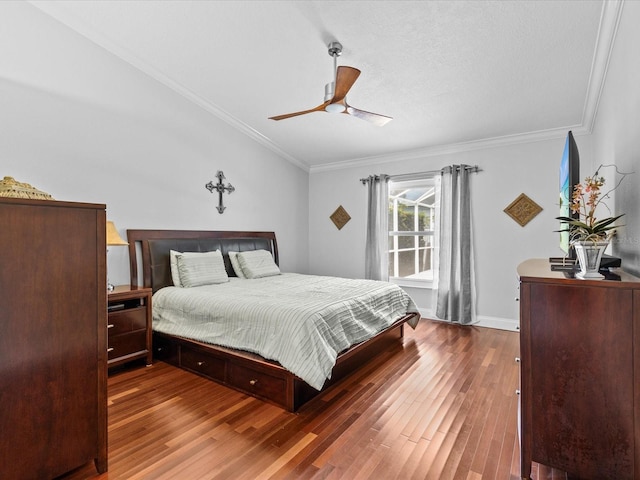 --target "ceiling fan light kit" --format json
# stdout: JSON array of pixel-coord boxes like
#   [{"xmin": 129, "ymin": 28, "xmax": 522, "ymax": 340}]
[
  {"xmin": 269, "ymin": 42, "xmax": 392, "ymax": 126},
  {"xmin": 325, "ymin": 103, "xmax": 346, "ymax": 114}
]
